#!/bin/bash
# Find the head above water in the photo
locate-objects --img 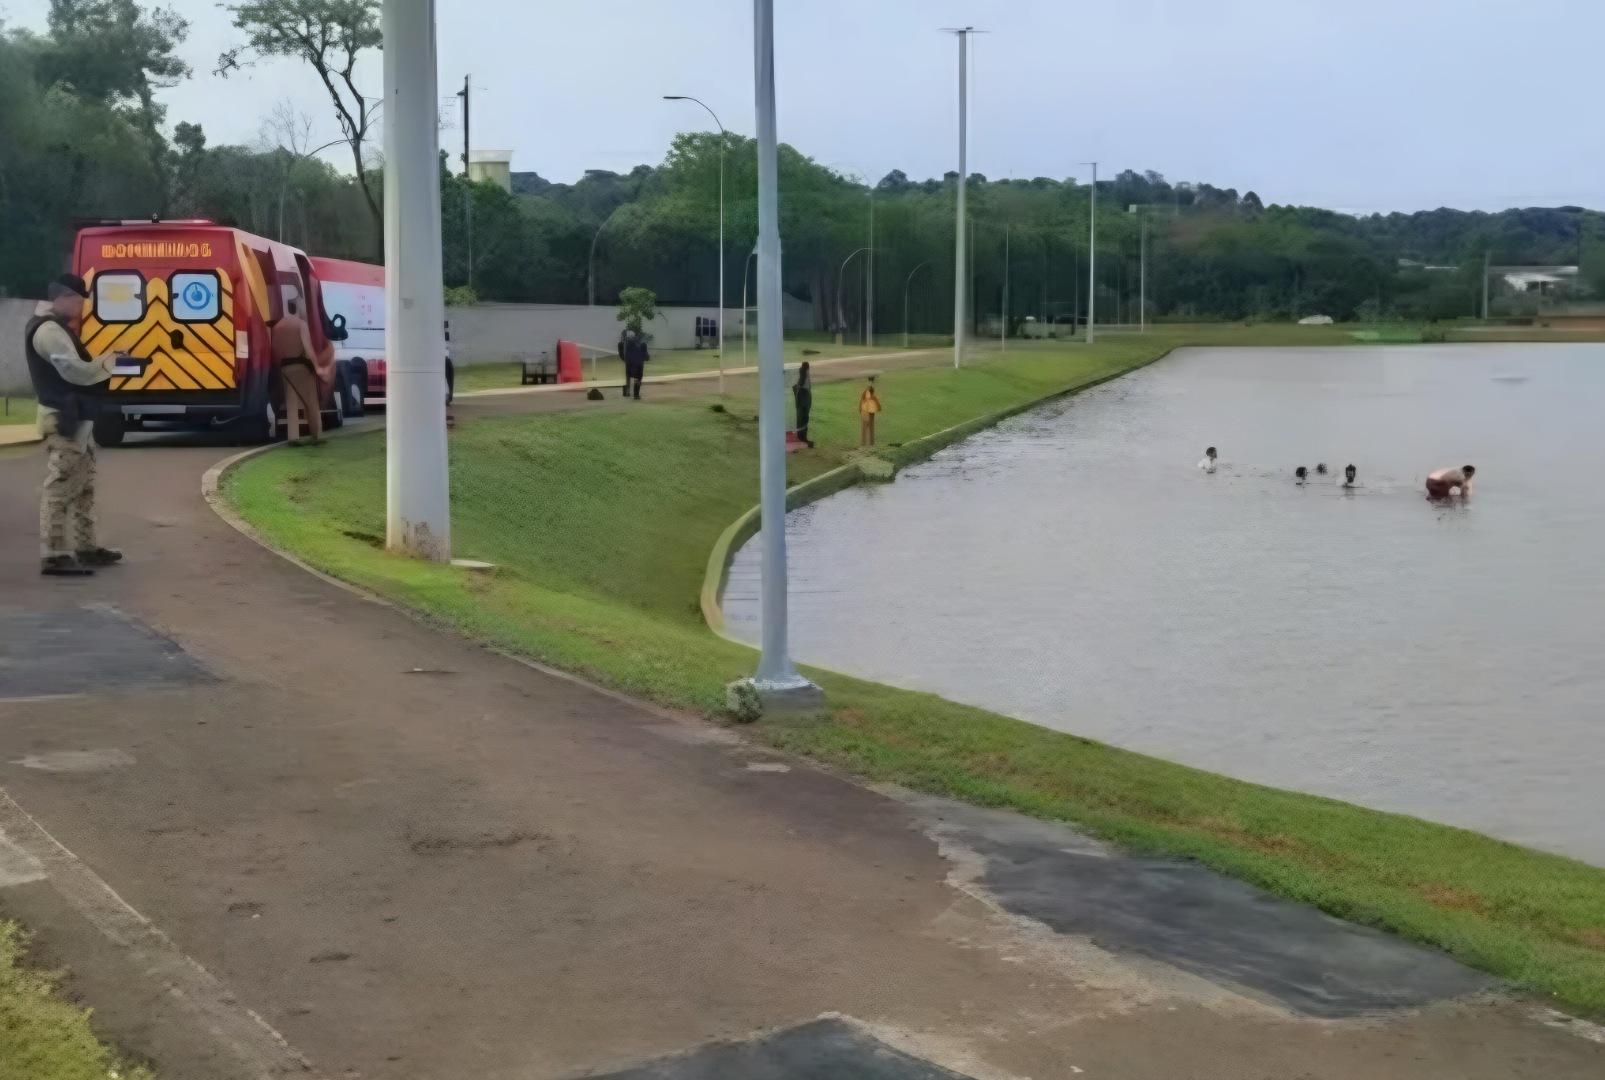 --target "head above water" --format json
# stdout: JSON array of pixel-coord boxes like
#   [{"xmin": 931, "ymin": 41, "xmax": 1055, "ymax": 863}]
[
  {"xmin": 1462, "ymin": 464, "xmax": 1476, "ymax": 478},
  {"xmin": 1205, "ymin": 446, "xmax": 1217, "ymax": 459},
  {"xmin": 1316, "ymin": 463, "xmax": 1328, "ymax": 474},
  {"xmin": 1345, "ymin": 463, "xmax": 1357, "ymax": 482},
  {"xmin": 1295, "ymin": 466, "xmax": 1308, "ymax": 480}
]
